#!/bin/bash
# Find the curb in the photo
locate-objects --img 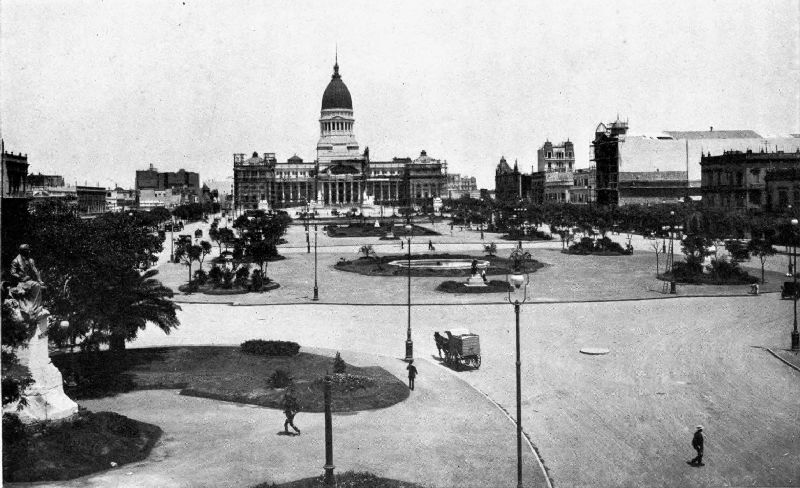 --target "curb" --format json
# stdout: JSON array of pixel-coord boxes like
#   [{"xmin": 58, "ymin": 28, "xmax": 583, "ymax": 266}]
[
  {"xmin": 764, "ymin": 347, "xmax": 800, "ymax": 373},
  {"xmin": 172, "ymin": 293, "xmax": 771, "ymax": 307},
  {"xmin": 418, "ymin": 357, "xmax": 555, "ymax": 488}
]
